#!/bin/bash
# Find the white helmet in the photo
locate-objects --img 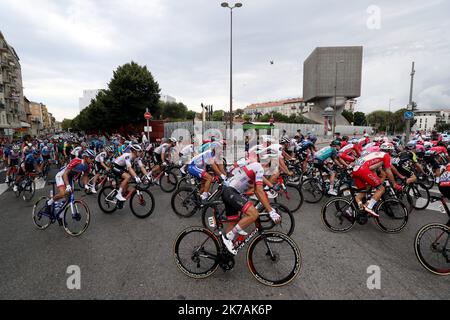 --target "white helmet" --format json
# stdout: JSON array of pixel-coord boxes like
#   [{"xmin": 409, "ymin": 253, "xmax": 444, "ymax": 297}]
[
  {"xmin": 169, "ymin": 137, "xmax": 177, "ymax": 144},
  {"xmin": 380, "ymin": 142, "xmax": 394, "ymax": 152},
  {"xmin": 424, "ymin": 142, "xmax": 433, "ymax": 150},
  {"xmin": 130, "ymin": 144, "xmax": 143, "ymax": 152}
]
